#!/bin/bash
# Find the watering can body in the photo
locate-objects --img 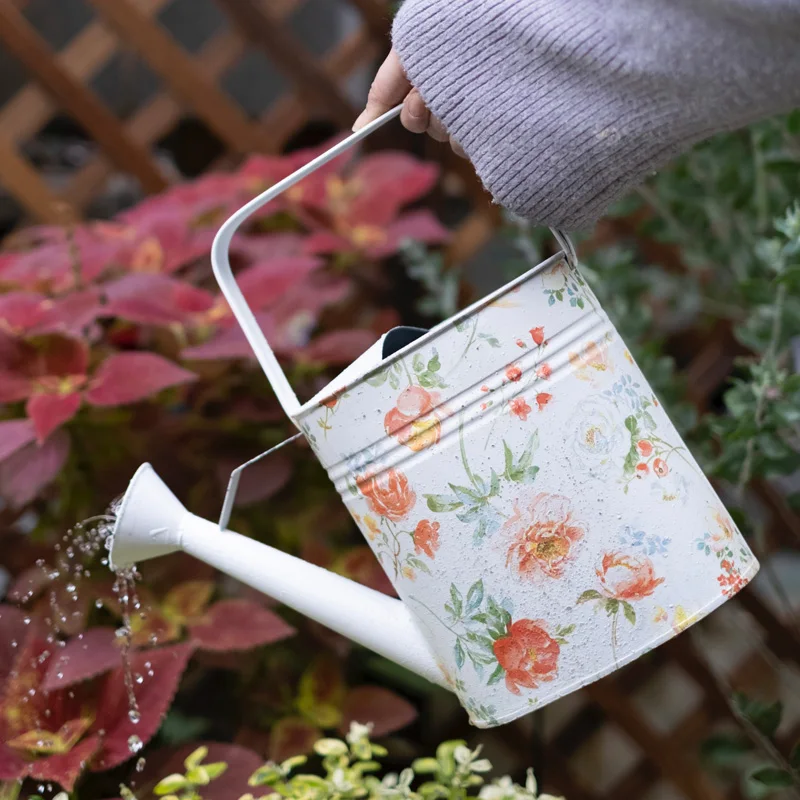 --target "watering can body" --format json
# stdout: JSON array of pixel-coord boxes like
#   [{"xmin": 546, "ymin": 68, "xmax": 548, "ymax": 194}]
[
  {"xmin": 293, "ymin": 250, "xmax": 757, "ymax": 727},
  {"xmin": 111, "ymin": 106, "xmax": 758, "ymax": 729}
]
